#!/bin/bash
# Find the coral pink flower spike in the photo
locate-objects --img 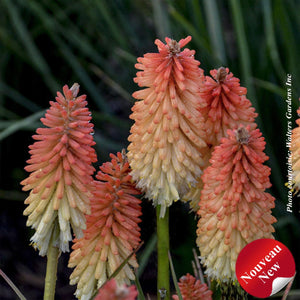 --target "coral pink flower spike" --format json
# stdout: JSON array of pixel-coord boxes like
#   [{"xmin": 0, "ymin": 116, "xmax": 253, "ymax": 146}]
[
  {"xmin": 21, "ymin": 83, "xmax": 97, "ymax": 256},
  {"xmin": 128, "ymin": 36, "xmax": 207, "ymax": 217},
  {"xmin": 200, "ymin": 67, "xmax": 257, "ymax": 147},
  {"xmin": 183, "ymin": 67, "xmax": 258, "ymax": 211},
  {"xmin": 69, "ymin": 152, "xmax": 142, "ymax": 300},
  {"xmin": 197, "ymin": 126, "xmax": 276, "ymax": 282},
  {"xmin": 94, "ymin": 278, "xmax": 138, "ymax": 300},
  {"xmin": 172, "ymin": 273, "xmax": 212, "ymax": 300}
]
